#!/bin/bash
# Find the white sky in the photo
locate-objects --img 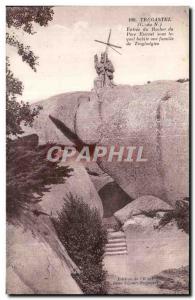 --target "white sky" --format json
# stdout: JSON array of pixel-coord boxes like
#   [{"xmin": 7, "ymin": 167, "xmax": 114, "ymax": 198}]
[{"xmin": 7, "ymin": 6, "xmax": 189, "ymax": 103}]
